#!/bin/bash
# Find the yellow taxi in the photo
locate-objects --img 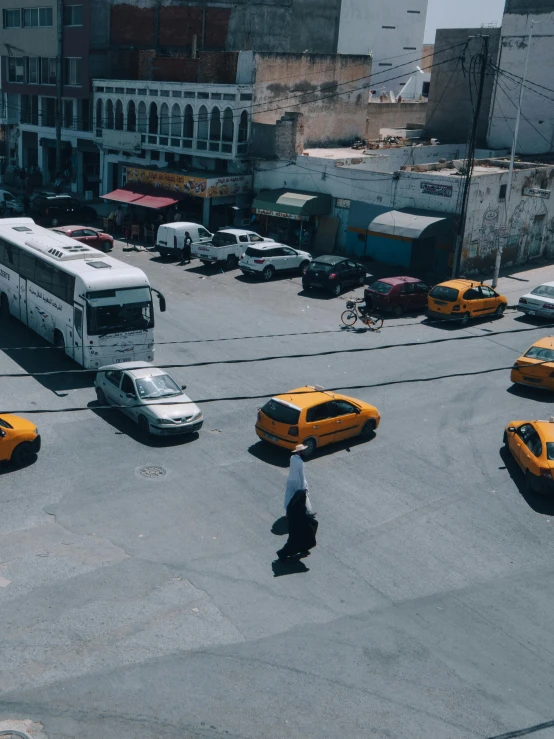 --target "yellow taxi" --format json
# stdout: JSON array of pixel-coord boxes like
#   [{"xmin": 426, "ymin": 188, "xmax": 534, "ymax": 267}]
[
  {"xmin": 504, "ymin": 418, "xmax": 554, "ymax": 494},
  {"xmin": 0, "ymin": 414, "xmax": 41, "ymax": 468},
  {"xmin": 255, "ymin": 385, "xmax": 380, "ymax": 457},
  {"xmin": 427, "ymin": 279, "xmax": 507, "ymax": 325},
  {"xmin": 511, "ymin": 337, "xmax": 554, "ymax": 391}
]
